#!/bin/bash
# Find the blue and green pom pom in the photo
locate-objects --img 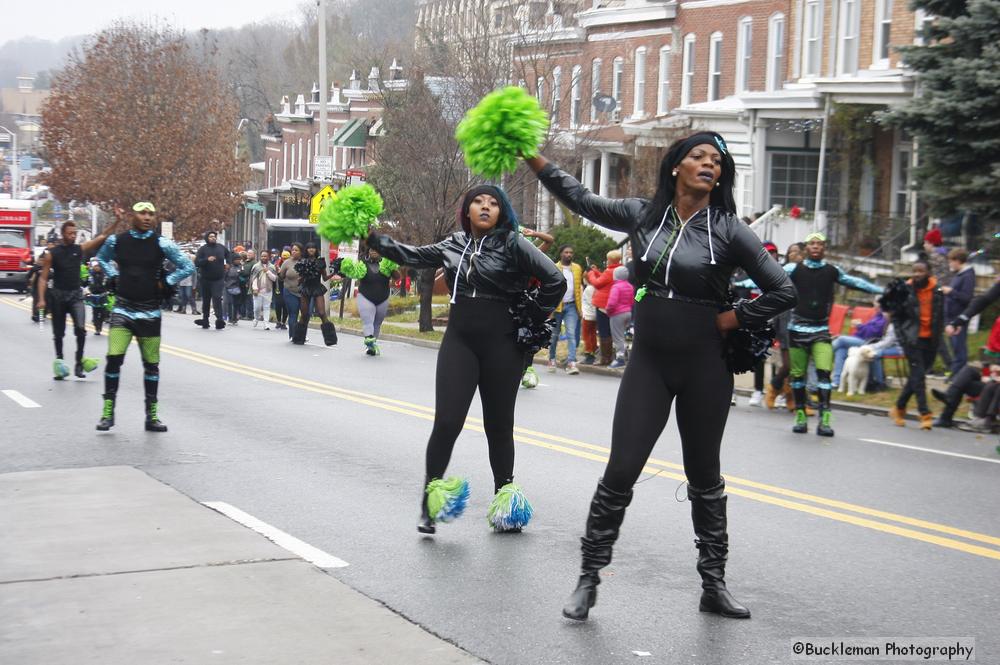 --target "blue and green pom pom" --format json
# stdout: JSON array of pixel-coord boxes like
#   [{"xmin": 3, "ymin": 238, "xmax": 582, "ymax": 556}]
[
  {"xmin": 487, "ymin": 482, "xmax": 533, "ymax": 531},
  {"xmin": 316, "ymin": 184, "xmax": 384, "ymax": 245},
  {"xmin": 339, "ymin": 257, "xmax": 368, "ymax": 280},
  {"xmin": 425, "ymin": 477, "xmax": 470, "ymax": 523},
  {"xmin": 455, "ymin": 86, "xmax": 549, "ymax": 179},
  {"xmin": 52, "ymin": 359, "xmax": 70, "ymax": 379},
  {"xmin": 378, "ymin": 258, "xmax": 399, "ymax": 278}
]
